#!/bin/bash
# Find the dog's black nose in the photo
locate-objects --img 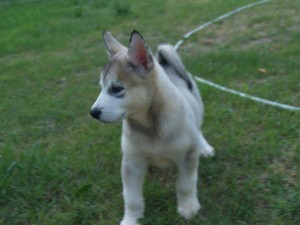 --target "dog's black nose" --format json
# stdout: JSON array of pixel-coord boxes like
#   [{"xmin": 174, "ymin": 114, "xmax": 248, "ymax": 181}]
[{"xmin": 90, "ymin": 108, "xmax": 101, "ymax": 119}]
